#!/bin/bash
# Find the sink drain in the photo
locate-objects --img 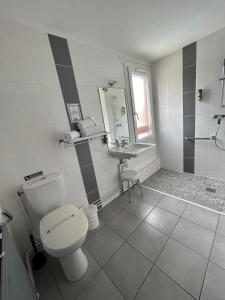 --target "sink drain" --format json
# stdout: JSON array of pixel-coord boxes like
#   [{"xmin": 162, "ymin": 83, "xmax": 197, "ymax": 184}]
[{"xmin": 206, "ymin": 187, "xmax": 216, "ymax": 193}]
